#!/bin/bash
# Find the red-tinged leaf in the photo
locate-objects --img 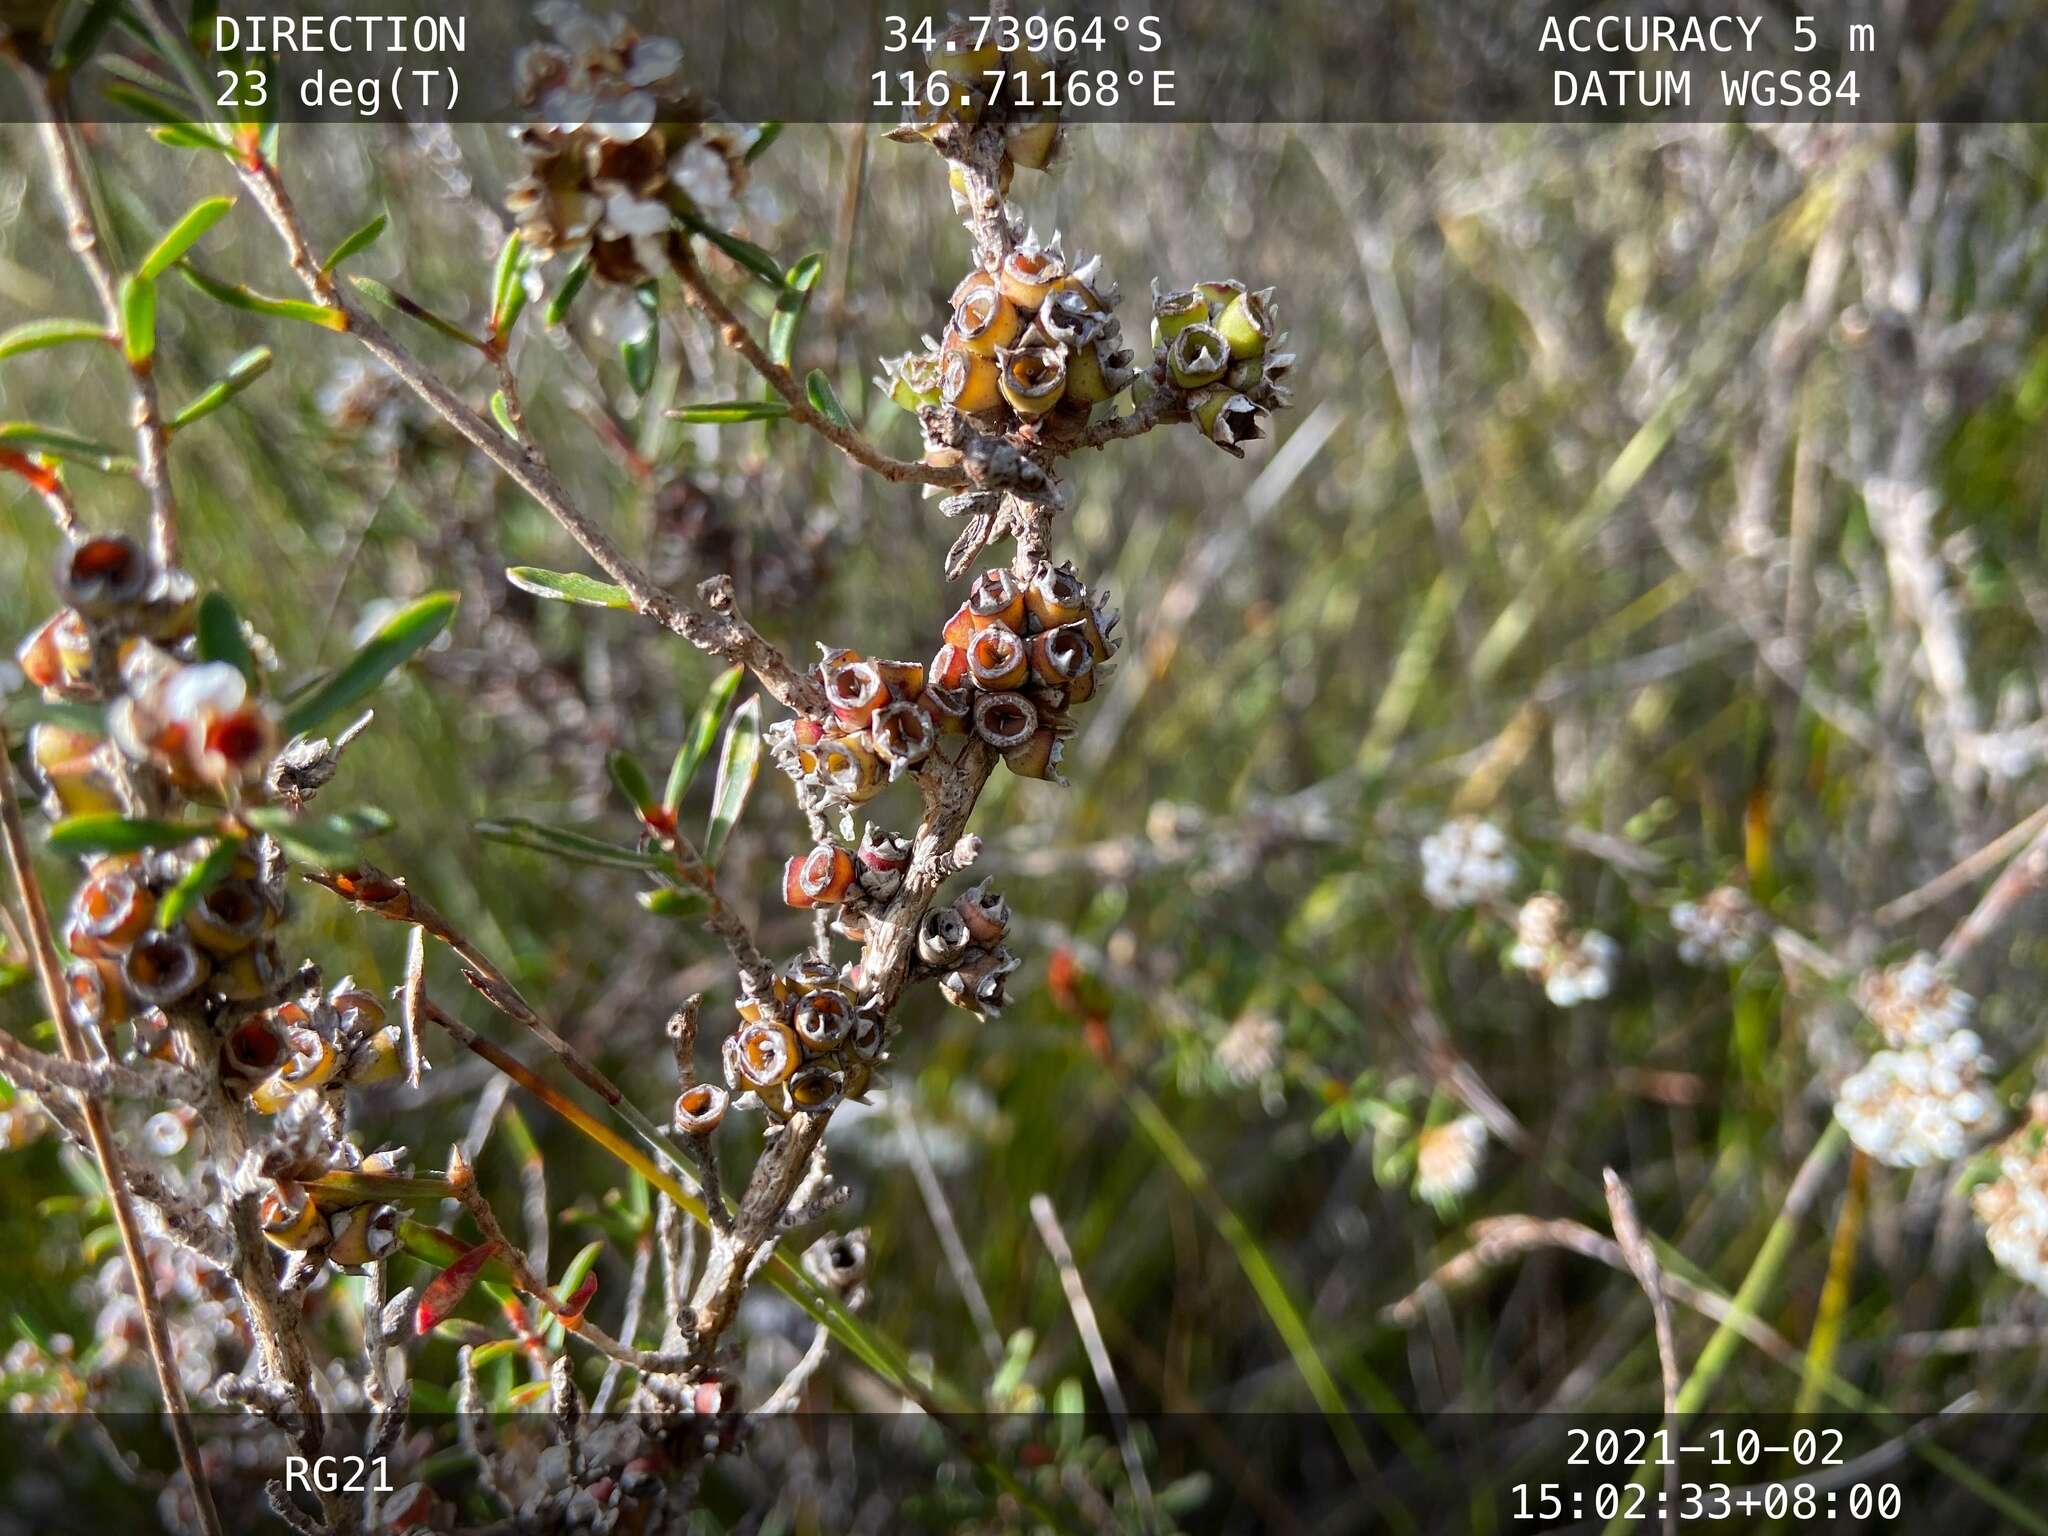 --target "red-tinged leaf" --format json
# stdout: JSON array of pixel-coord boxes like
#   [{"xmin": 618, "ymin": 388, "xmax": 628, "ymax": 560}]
[
  {"xmin": 560, "ymin": 1269, "xmax": 599, "ymax": 1323},
  {"xmin": 0, "ymin": 448, "xmax": 60, "ymax": 496},
  {"xmin": 506, "ymin": 1380, "xmax": 552, "ymax": 1408},
  {"xmin": 414, "ymin": 1239, "xmax": 500, "ymax": 1334}
]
